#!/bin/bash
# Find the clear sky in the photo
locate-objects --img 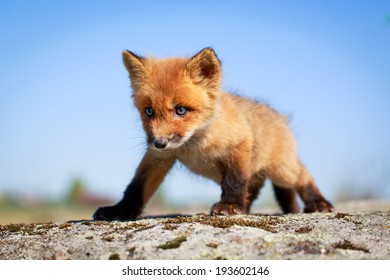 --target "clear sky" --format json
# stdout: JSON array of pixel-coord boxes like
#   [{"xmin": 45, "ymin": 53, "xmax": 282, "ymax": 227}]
[{"xmin": 1, "ymin": 0, "xmax": 389, "ymax": 207}]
